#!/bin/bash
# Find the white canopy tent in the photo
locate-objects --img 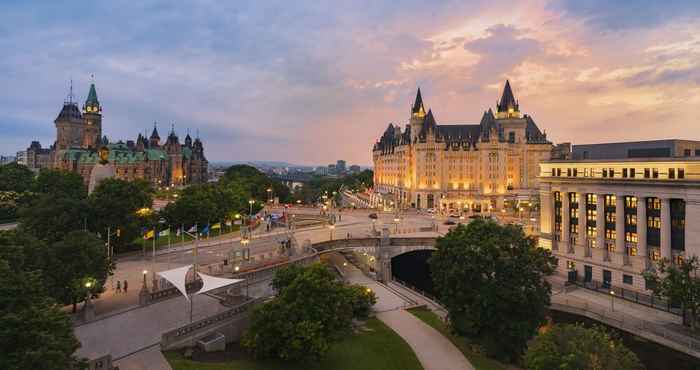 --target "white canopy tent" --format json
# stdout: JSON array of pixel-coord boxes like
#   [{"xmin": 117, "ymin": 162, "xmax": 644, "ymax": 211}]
[
  {"xmin": 157, "ymin": 265, "xmax": 245, "ymax": 299},
  {"xmin": 196, "ymin": 272, "xmax": 244, "ymax": 295},
  {"xmin": 157, "ymin": 264, "xmax": 193, "ymax": 301}
]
